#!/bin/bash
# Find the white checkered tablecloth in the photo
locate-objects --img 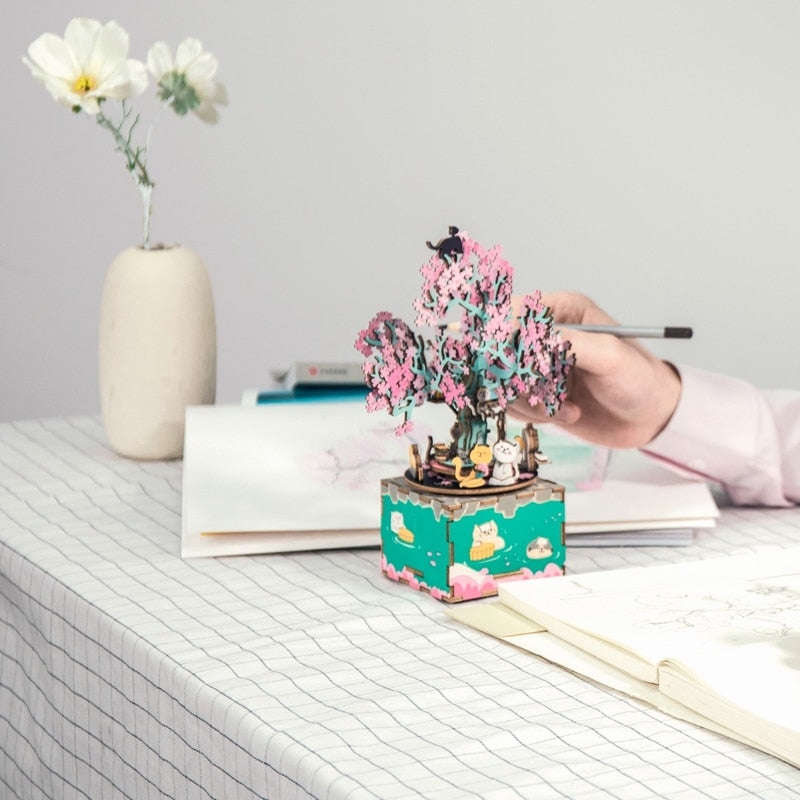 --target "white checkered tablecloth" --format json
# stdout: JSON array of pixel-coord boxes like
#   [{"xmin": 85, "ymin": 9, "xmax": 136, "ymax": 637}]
[{"xmin": 1, "ymin": 416, "xmax": 799, "ymax": 799}]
